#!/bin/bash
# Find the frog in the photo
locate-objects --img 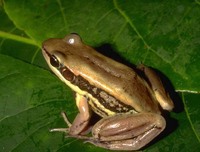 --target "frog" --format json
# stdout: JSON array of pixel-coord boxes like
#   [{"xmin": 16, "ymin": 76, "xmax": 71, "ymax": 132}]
[{"xmin": 42, "ymin": 33, "xmax": 174, "ymax": 151}]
